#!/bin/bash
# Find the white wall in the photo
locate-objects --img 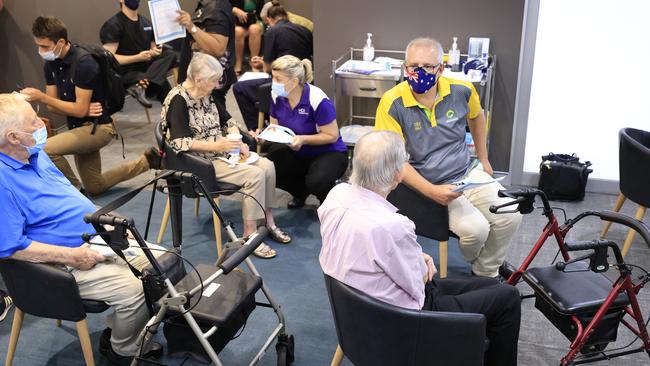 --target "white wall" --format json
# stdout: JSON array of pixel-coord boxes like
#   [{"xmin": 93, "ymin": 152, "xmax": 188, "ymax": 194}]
[{"xmin": 523, "ymin": 0, "xmax": 650, "ymax": 181}]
